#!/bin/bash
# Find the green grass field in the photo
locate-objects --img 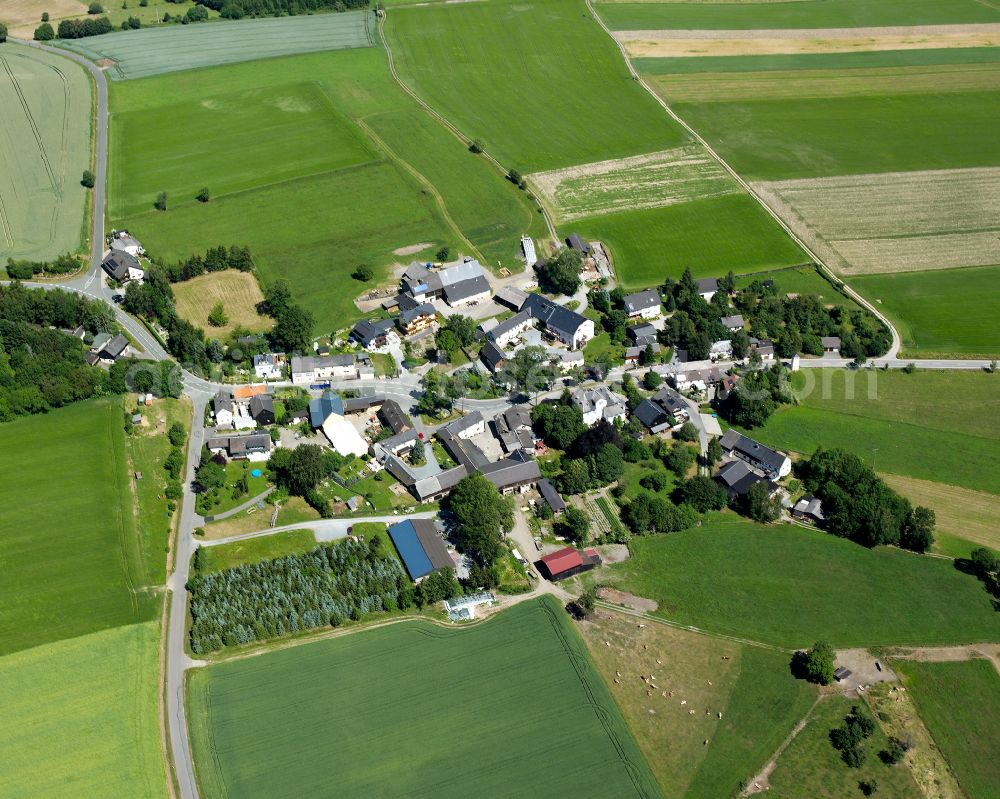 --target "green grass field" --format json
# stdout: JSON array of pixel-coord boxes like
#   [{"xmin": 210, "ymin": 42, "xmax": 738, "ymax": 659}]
[
  {"xmin": 573, "ymin": 194, "xmax": 807, "ymax": 287},
  {"xmin": 0, "ymin": 399, "xmax": 158, "ymax": 656},
  {"xmin": 188, "ymin": 597, "xmax": 660, "ymax": 798},
  {"xmin": 385, "ymin": 0, "xmax": 687, "ymax": 172},
  {"xmin": 748, "ymin": 370, "xmax": 1000, "ymax": 495},
  {"xmin": 198, "ymin": 529, "xmax": 317, "ymax": 574},
  {"xmin": 766, "ymin": 695, "xmax": 922, "ymax": 799},
  {"xmin": 739, "ymin": 266, "xmax": 858, "ymax": 308},
  {"xmin": 895, "ymin": 659, "xmax": 1000, "ymax": 799},
  {"xmin": 109, "ymin": 46, "xmax": 537, "ymax": 331},
  {"xmin": 607, "ymin": 516, "xmax": 1000, "ymax": 648},
  {"xmin": 0, "ymin": 621, "xmax": 167, "ymax": 799},
  {"xmin": 633, "ymin": 47, "xmax": 1000, "ymax": 76},
  {"xmin": 851, "ymin": 266, "xmax": 1000, "ymax": 358},
  {"xmin": 0, "ymin": 43, "xmax": 92, "ymax": 262},
  {"xmin": 596, "ymin": 0, "xmax": 1000, "ymax": 30},
  {"xmin": 57, "ymin": 12, "xmax": 374, "ymax": 79},
  {"xmin": 687, "ymin": 647, "xmax": 817, "ymax": 798},
  {"xmin": 109, "ymin": 81, "xmax": 374, "ymax": 218},
  {"xmin": 673, "ymin": 91, "xmax": 1000, "ymax": 180}
]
